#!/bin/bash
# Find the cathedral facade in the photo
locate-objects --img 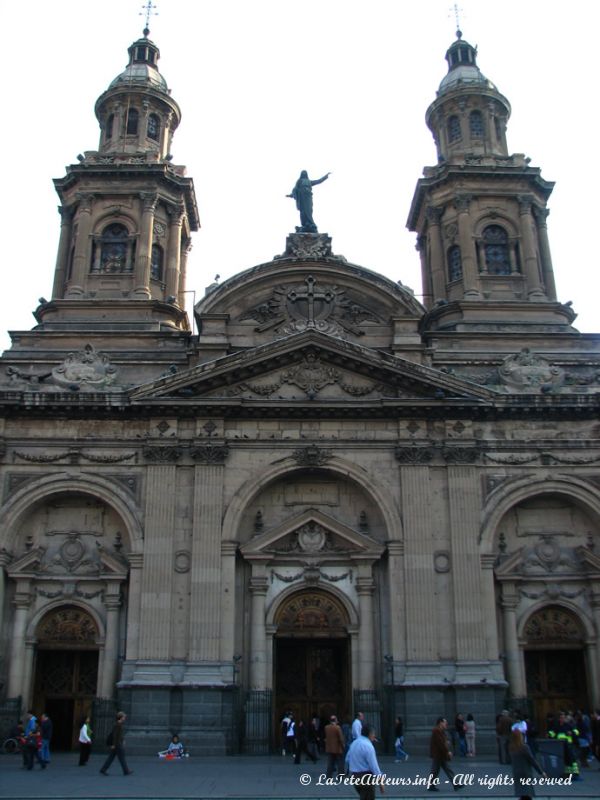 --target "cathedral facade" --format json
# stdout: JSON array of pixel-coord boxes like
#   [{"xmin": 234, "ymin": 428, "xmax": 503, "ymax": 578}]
[{"xmin": 0, "ymin": 29, "xmax": 599, "ymax": 755}]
